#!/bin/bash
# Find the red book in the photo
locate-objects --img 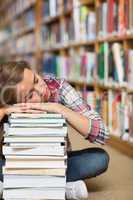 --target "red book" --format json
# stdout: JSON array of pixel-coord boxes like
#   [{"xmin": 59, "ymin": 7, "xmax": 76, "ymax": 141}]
[
  {"xmin": 107, "ymin": 0, "xmax": 115, "ymax": 34},
  {"xmin": 118, "ymin": 0, "xmax": 126, "ymax": 34}
]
